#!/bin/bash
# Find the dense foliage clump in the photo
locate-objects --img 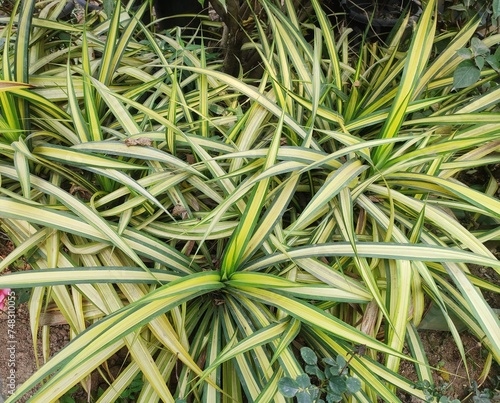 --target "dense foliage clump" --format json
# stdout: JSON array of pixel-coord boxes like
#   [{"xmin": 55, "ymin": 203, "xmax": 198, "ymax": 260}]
[{"xmin": 0, "ymin": 0, "xmax": 499, "ymax": 401}]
